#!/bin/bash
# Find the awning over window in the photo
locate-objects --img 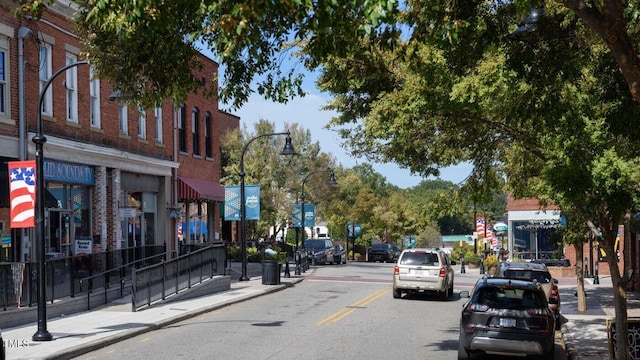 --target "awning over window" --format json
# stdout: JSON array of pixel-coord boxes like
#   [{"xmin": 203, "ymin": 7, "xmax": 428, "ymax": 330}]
[{"xmin": 177, "ymin": 176, "xmax": 224, "ymax": 202}]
